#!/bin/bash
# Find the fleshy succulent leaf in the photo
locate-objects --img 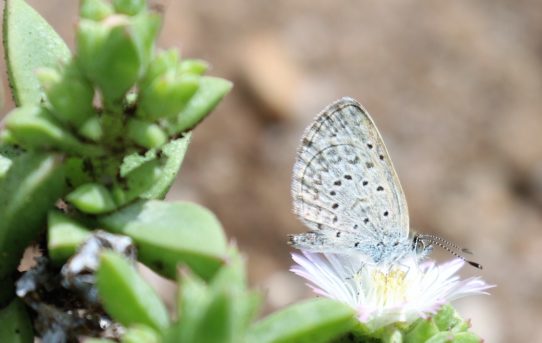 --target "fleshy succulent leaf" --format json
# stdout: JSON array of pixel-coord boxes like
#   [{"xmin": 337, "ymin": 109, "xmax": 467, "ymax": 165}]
[
  {"xmin": 97, "ymin": 251, "xmax": 169, "ymax": 331},
  {"xmin": 3, "ymin": 0, "xmax": 70, "ymax": 105},
  {"xmin": 99, "ymin": 200, "xmax": 227, "ymax": 280},
  {"xmin": 0, "ymin": 153, "xmax": 65, "ymax": 298},
  {"xmin": 247, "ymin": 298, "xmax": 356, "ymax": 343}
]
